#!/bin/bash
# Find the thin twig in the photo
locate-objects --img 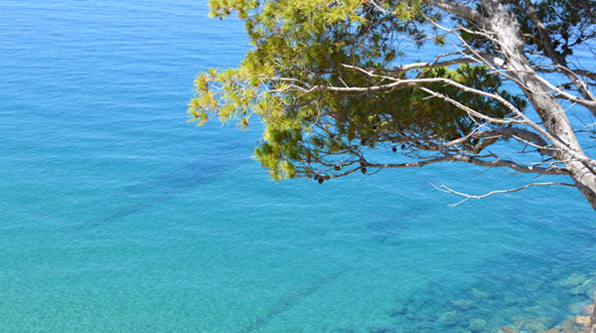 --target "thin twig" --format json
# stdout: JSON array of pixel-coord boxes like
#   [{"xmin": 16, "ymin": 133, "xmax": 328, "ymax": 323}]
[{"xmin": 430, "ymin": 182, "xmax": 575, "ymax": 207}]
